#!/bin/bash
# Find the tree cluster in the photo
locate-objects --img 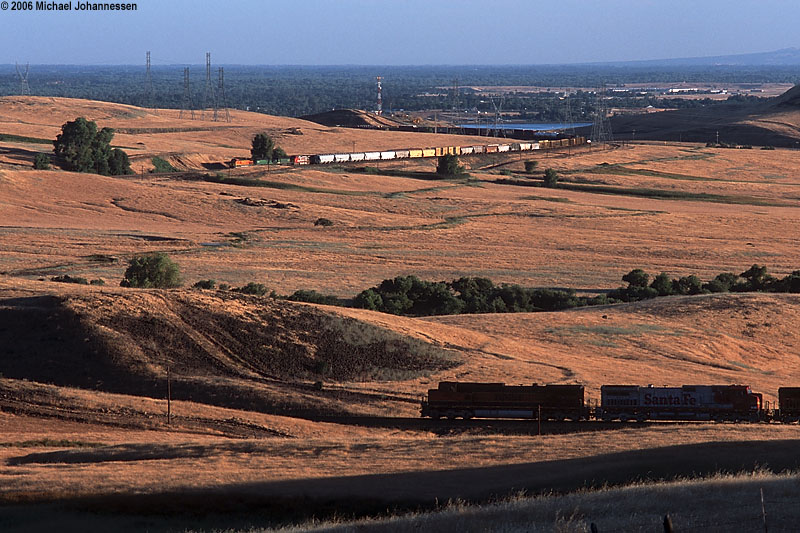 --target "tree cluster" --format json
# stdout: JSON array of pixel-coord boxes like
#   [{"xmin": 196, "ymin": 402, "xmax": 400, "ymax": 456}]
[
  {"xmin": 53, "ymin": 117, "xmax": 131, "ymax": 175},
  {"xmin": 250, "ymin": 133, "xmax": 287, "ymax": 162},
  {"xmin": 608, "ymin": 265, "xmax": 800, "ymax": 302},
  {"xmin": 353, "ymin": 275, "xmax": 610, "ymax": 317}
]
